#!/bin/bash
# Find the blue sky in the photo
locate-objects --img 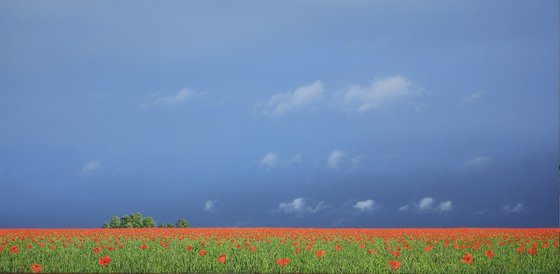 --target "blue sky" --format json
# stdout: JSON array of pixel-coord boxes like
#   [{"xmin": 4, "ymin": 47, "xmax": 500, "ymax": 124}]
[{"xmin": 0, "ymin": 1, "xmax": 557, "ymax": 228}]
